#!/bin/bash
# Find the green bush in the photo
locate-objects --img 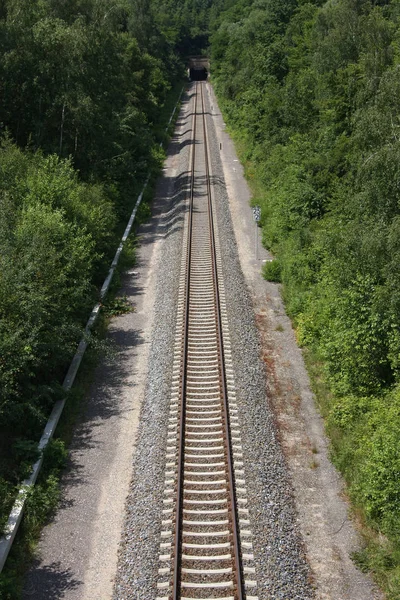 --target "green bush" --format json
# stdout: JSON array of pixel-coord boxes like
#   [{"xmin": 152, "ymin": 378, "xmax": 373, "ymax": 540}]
[{"xmin": 263, "ymin": 259, "xmax": 282, "ymax": 283}]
